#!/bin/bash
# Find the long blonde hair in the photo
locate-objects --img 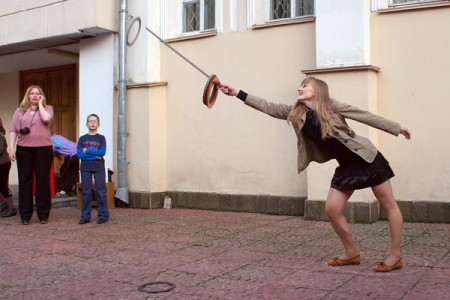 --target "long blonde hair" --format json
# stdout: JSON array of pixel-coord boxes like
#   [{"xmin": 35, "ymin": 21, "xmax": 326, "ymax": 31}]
[
  {"xmin": 19, "ymin": 85, "xmax": 46, "ymax": 113},
  {"xmin": 287, "ymin": 76, "xmax": 332, "ymax": 139}
]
